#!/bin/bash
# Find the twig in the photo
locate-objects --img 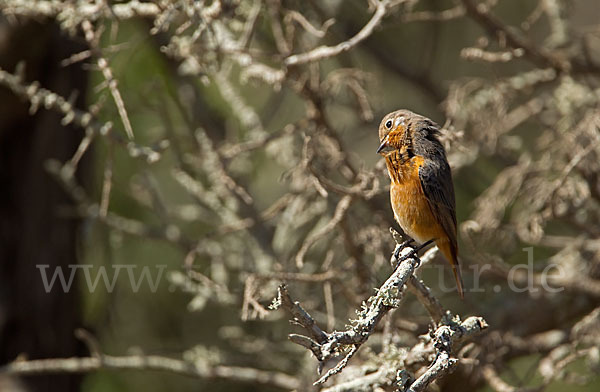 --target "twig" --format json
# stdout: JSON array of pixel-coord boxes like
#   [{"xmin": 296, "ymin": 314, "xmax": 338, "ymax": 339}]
[
  {"xmin": 81, "ymin": 20, "xmax": 134, "ymax": 140},
  {"xmin": 238, "ymin": 0, "xmax": 262, "ymax": 48},
  {"xmin": 401, "ymin": 5, "xmax": 466, "ymax": 22},
  {"xmin": 0, "ymin": 66, "xmax": 106, "ymax": 135},
  {"xmin": 408, "ymin": 276, "xmax": 445, "ymax": 324},
  {"xmin": 461, "ymin": 0, "xmax": 570, "ymax": 72},
  {"xmin": 461, "ymin": 47, "xmax": 525, "ymax": 63},
  {"xmin": 285, "ymin": 11, "xmax": 335, "ymax": 38},
  {"xmin": 407, "ymin": 351, "xmax": 457, "ymax": 392},
  {"xmin": 275, "ymin": 284, "xmax": 329, "ymax": 345},
  {"xmin": 0, "ymin": 66, "xmax": 161, "ymax": 162},
  {"xmin": 295, "ymin": 195, "xmax": 353, "ymax": 267},
  {"xmin": 314, "ymin": 345, "xmax": 359, "ymax": 385},
  {"xmin": 0, "ymin": 354, "xmax": 300, "ymax": 390},
  {"xmin": 266, "ymin": 0, "xmax": 290, "ymax": 54},
  {"xmin": 99, "ymin": 144, "xmax": 114, "ymax": 217},
  {"xmin": 482, "ymin": 365, "xmax": 541, "ymax": 392},
  {"xmin": 1, "ymin": 0, "xmax": 161, "ymax": 20},
  {"xmin": 284, "ymin": 0, "xmax": 401, "ymax": 66}
]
